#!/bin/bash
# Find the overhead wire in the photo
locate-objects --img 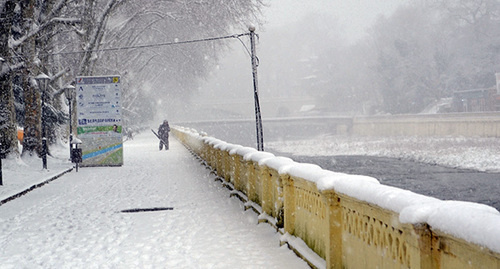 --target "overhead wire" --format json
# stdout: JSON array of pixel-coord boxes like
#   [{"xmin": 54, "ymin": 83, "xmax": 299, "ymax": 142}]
[{"xmin": 4, "ymin": 32, "xmax": 251, "ymax": 59}]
